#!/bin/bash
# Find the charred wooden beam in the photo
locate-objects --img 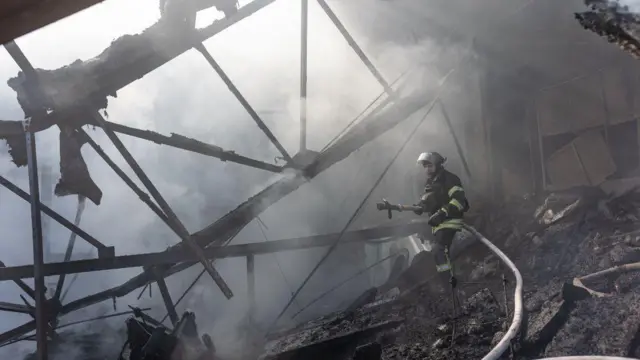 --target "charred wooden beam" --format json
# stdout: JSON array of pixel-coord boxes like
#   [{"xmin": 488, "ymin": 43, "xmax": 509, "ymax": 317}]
[
  {"xmin": 0, "ymin": 0, "xmax": 107, "ymax": 45},
  {"xmin": 0, "ymin": 220, "xmax": 428, "ymax": 282},
  {"xmin": 103, "ymin": 122, "xmax": 282, "ymax": 172},
  {"xmin": 7, "ymin": 0, "xmax": 277, "ymax": 119},
  {"xmin": 0, "ymin": 116, "xmax": 282, "ymax": 172},
  {"xmin": 0, "ymin": 301, "xmax": 31, "ymax": 314}
]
